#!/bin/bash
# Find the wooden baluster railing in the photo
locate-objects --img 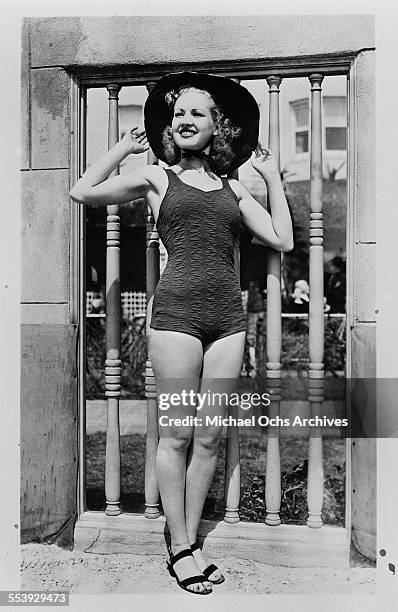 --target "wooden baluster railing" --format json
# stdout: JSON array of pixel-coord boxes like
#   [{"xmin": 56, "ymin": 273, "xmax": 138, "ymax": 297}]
[
  {"xmin": 224, "ymin": 138, "xmax": 241, "ymax": 523},
  {"xmin": 307, "ymin": 73, "xmax": 325, "ymax": 528},
  {"xmin": 264, "ymin": 75, "xmax": 282, "ymax": 526},
  {"xmin": 144, "ymin": 81, "xmax": 161, "ymax": 519},
  {"xmin": 104, "ymin": 83, "xmax": 122, "ymax": 516}
]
